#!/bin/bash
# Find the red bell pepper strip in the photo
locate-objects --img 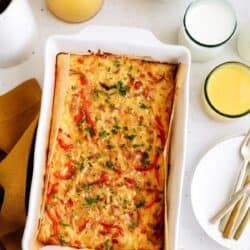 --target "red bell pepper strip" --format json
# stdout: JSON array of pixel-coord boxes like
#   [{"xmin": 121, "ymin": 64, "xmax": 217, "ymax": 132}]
[
  {"xmin": 71, "ymin": 240, "xmax": 82, "ymax": 249},
  {"xmin": 46, "ymin": 208, "xmax": 59, "ymax": 239},
  {"xmin": 91, "ymin": 173, "xmax": 109, "ymax": 185},
  {"xmin": 147, "ymin": 72, "xmax": 164, "ymax": 82},
  {"xmin": 100, "ymin": 222, "xmax": 124, "ymax": 236},
  {"xmin": 134, "ymin": 81, "xmax": 142, "ymax": 90},
  {"xmin": 78, "ymin": 90, "xmax": 97, "ymax": 136},
  {"xmin": 57, "ymin": 138, "xmax": 73, "ymax": 151},
  {"xmin": 47, "ymin": 183, "xmax": 59, "ymax": 201},
  {"xmin": 80, "ymin": 75, "xmax": 88, "ymax": 85},
  {"xmin": 144, "ymin": 192, "xmax": 159, "ymax": 209},
  {"xmin": 54, "ymin": 160, "xmax": 75, "ymax": 180},
  {"xmin": 125, "ymin": 178, "xmax": 137, "ymax": 188},
  {"xmin": 79, "ymin": 220, "xmax": 89, "ymax": 232},
  {"xmin": 55, "ymin": 209, "xmax": 62, "ymax": 221},
  {"xmin": 73, "ymin": 112, "xmax": 85, "ymax": 123},
  {"xmin": 155, "ymin": 167, "xmax": 160, "ymax": 185},
  {"xmin": 155, "ymin": 116, "xmax": 166, "ymax": 146},
  {"xmin": 67, "ymin": 198, "xmax": 74, "ymax": 207}
]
